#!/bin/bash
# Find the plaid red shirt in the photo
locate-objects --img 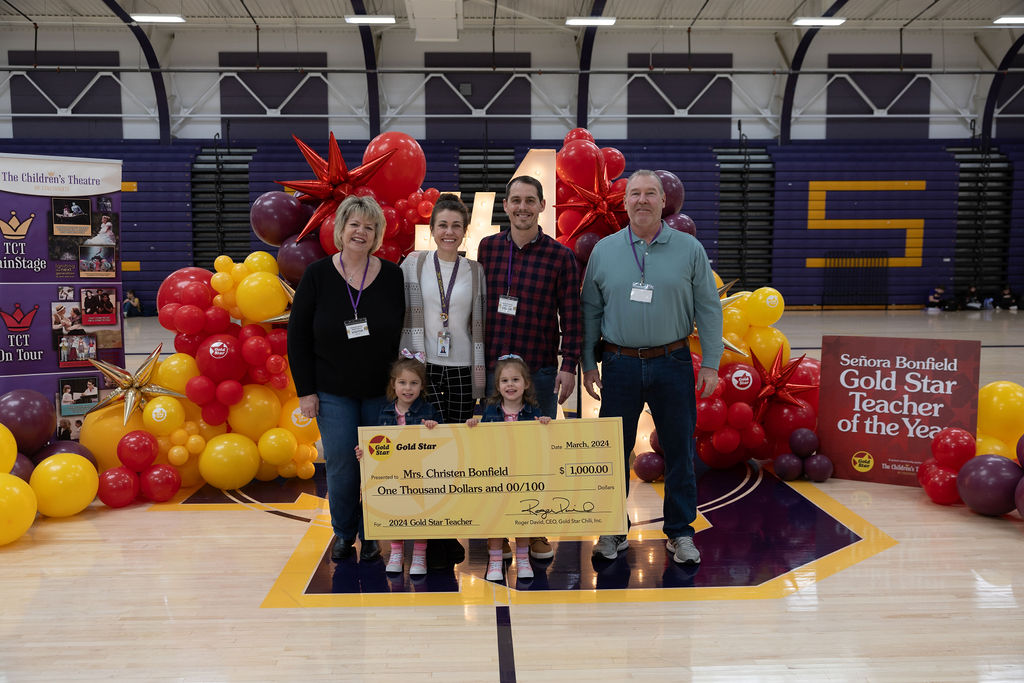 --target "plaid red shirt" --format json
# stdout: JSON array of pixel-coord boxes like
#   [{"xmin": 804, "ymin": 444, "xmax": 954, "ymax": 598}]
[{"xmin": 477, "ymin": 230, "xmax": 581, "ymax": 374}]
